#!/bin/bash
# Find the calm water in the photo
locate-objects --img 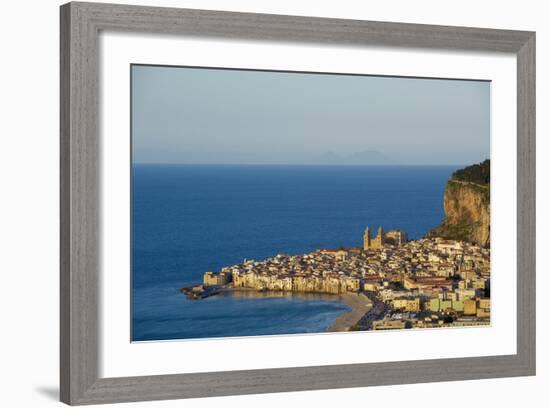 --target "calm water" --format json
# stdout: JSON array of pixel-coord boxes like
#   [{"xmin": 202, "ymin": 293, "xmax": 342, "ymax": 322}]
[{"xmin": 131, "ymin": 165, "xmax": 457, "ymax": 341}]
